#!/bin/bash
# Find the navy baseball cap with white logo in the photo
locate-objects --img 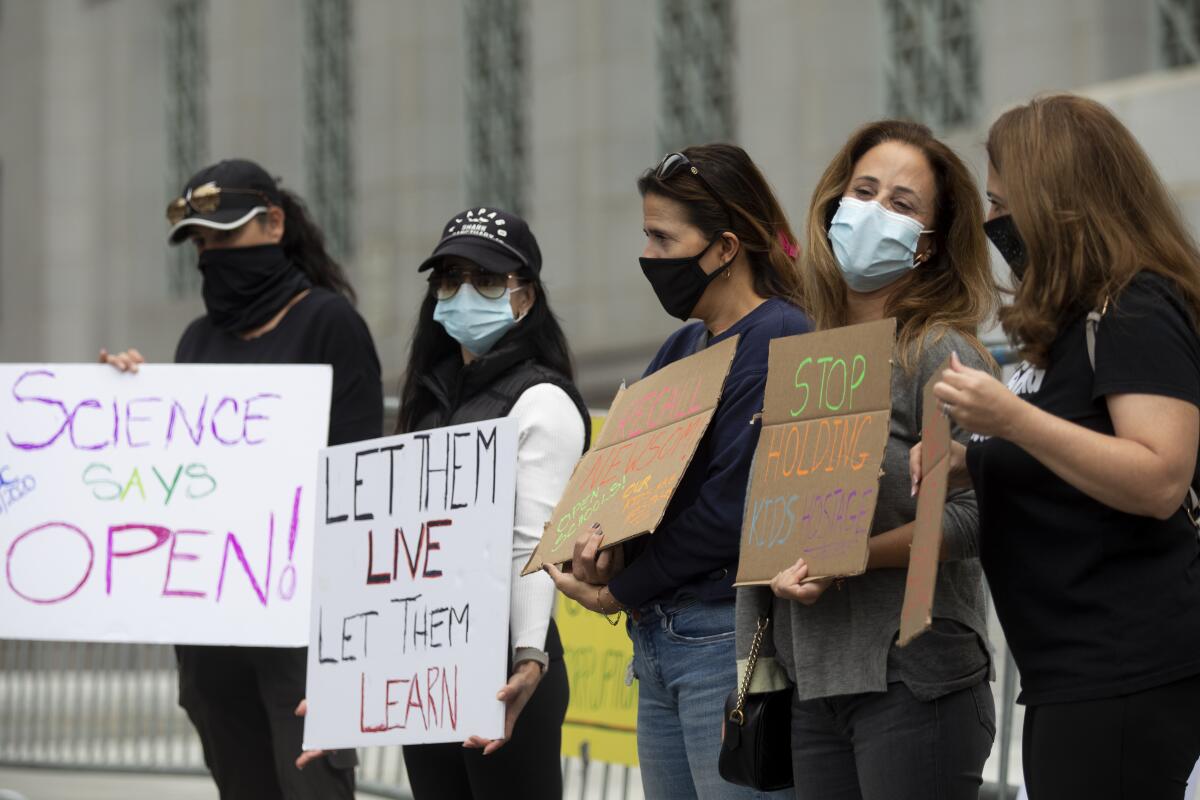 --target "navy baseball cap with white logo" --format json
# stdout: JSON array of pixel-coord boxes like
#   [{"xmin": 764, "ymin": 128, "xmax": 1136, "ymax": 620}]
[{"xmin": 418, "ymin": 207, "xmax": 542, "ymax": 276}]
